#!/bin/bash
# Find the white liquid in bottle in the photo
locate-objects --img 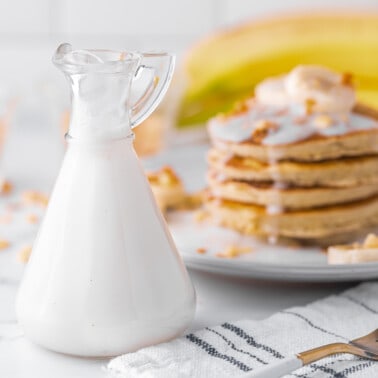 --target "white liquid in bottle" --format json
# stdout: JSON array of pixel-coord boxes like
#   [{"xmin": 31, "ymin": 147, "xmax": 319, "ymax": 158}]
[{"xmin": 16, "ymin": 45, "xmax": 196, "ymax": 357}]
